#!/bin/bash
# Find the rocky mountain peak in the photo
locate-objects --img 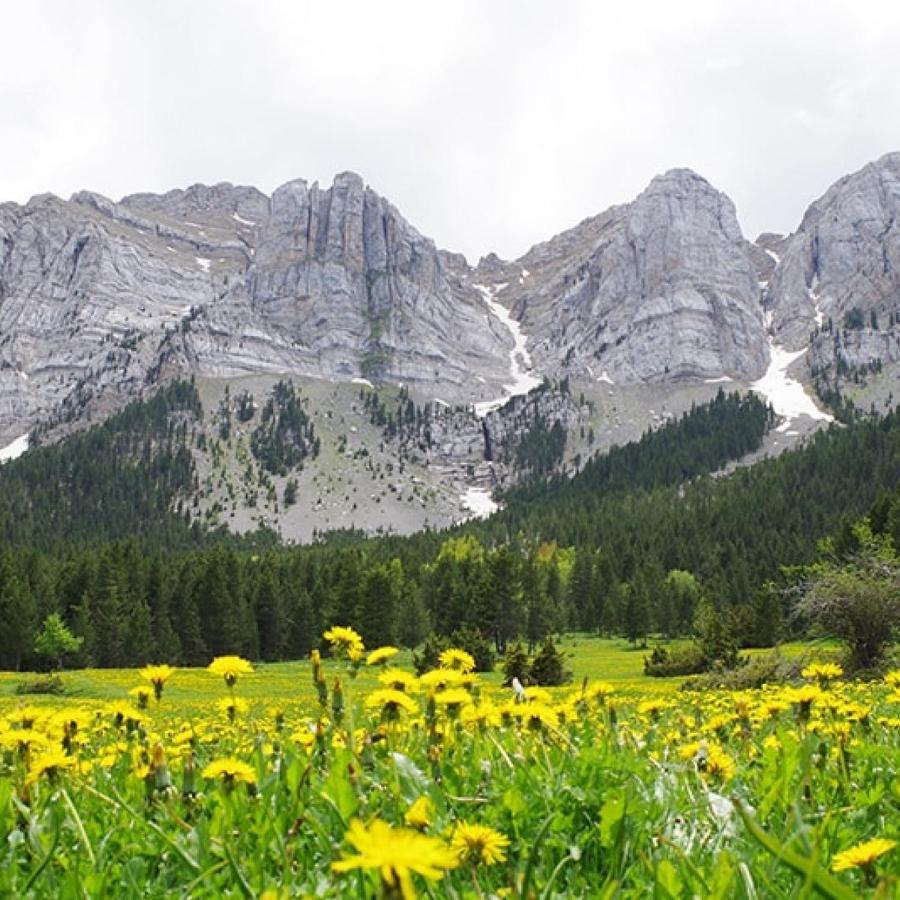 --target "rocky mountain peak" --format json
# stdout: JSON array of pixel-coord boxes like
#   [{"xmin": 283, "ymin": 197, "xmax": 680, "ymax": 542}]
[{"xmin": 492, "ymin": 168, "xmax": 767, "ymax": 384}]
